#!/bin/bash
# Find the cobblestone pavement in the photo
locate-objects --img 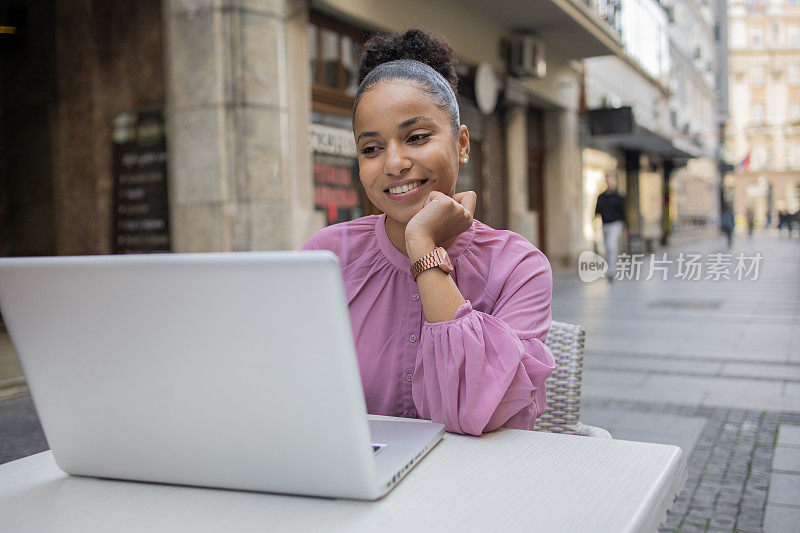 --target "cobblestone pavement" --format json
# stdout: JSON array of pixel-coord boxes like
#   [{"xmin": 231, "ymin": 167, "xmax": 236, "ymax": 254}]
[
  {"xmin": 553, "ymin": 231, "xmax": 800, "ymax": 532},
  {"xmin": 0, "ymin": 396, "xmax": 47, "ymax": 464},
  {"xmin": 585, "ymin": 400, "xmax": 800, "ymax": 532}
]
